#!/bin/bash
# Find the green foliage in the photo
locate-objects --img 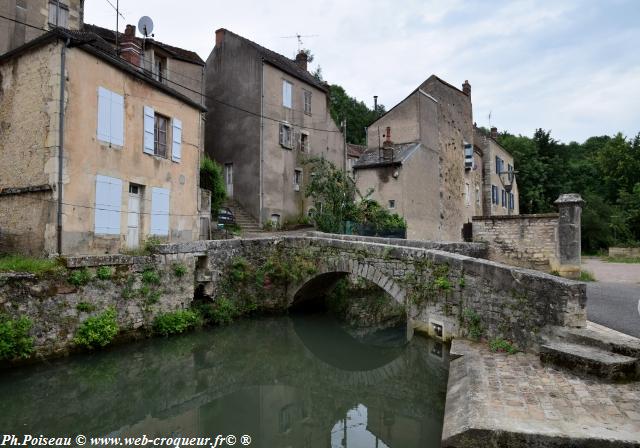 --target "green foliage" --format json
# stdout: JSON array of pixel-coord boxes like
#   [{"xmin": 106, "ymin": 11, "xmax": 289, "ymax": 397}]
[
  {"xmin": 172, "ymin": 263, "xmax": 188, "ymax": 277},
  {"xmin": 96, "ymin": 266, "xmax": 113, "ymax": 280},
  {"xmin": 152, "ymin": 309, "xmax": 200, "ymax": 336},
  {"xmin": 354, "ymin": 199, "xmax": 407, "ymax": 232},
  {"xmin": 229, "ymin": 258, "xmax": 251, "ymax": 283},
  {"xmin": 209, "ymin": 296, "xmax": 239, "ymax": 325},
  {"xmin": 200, "ymin": 155, "xmax": 226, "ymax": 215},
  {"xmin": 434, "ymin": 276, "xmax": 453, "ymax": 290},
  {"xmin": 326, "ymin": 278, "xmax": 349, "ymax": 315},
  {"xmin": 0, "ymin": 255, "xmax": 62, "ymax": 276},
  {"xmin": 73, "ymin": 308, "xmax": 119, "ymax": 349},
  {"xmin": 141, "ymin": 268, "xmax": 161, "ymax": 285},
  {"xmin": 463, "ymin": 308, "xmax": 483, "ymax": 341},
  {"xmin": 489, "ymin": 338, "xmax": 519, "ymax": 354},
  {"xmin": 68, "ymin": 268, "xmax": 92, "ymax": 286},
  {"xmin": 458, "ymin": 277, "xmax": 466, "ymax": 288},
  {"xmin": 579, "ymin": 270, "xmax": 596, "ymax": 282},
  {"xmin": 76, "ymin": 302, "xmax": 96, "ymax": 313},
  {"xmin": 328, "ymin": 84, "xmax": 385, "ymax": 145},
  {"xmin": 0, "ymin": 314, "xmax": 34, "ymax": 360}
]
